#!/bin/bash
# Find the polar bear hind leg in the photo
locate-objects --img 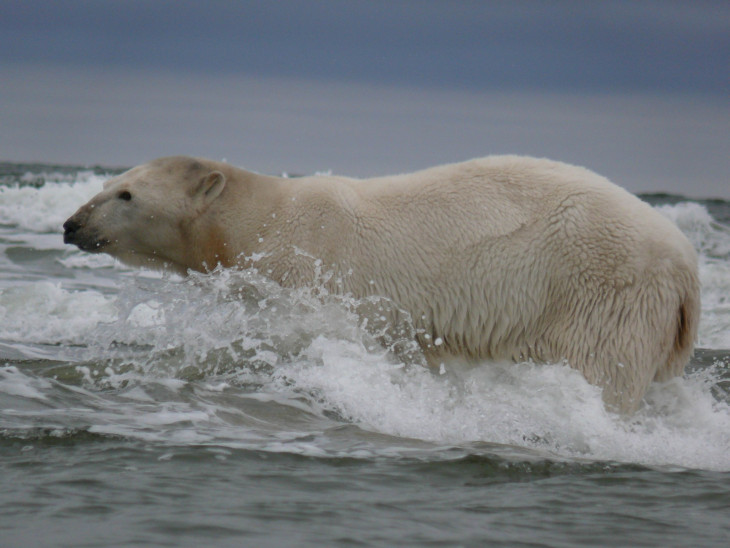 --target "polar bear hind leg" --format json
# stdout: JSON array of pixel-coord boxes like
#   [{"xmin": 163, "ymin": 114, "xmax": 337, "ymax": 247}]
[{"xmin": 576, "ymin": 260, "xmax": 700, "ymax": 414}]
